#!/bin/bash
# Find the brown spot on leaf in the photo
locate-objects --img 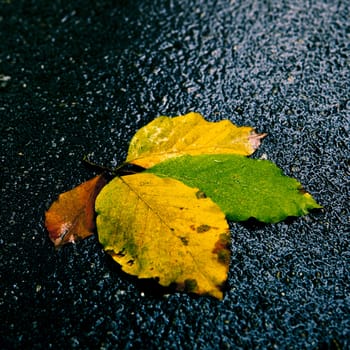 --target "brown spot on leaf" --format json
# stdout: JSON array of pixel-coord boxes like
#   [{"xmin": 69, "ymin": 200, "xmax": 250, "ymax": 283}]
[
  {"xmin": 116, "ymin": 248, "xmax": 126, "ymax": 257},
  {"xmin": 179, "ymin": 236, "xmax": 189, "ymax": 245},
  {"xmin": 217, "ymin": 249, "xmax": 230, "ymax": 265},
  {"xmin": 212, "ymin": 233, "xmax": 231, "ymax": 265},
  {"xmin": 127, "ymin": 259, "xmax": 134, "ymax": 266},
  {"xmin": 298, "ymin": 186, "xmax": 307, "ymax": 194},
  {"xmin": 184, "ymin": 278, "xmax": 198, "ymax": 293},
  {"xmin": 195, "ymin": 190, "xmax": 207, "ymax": 199},
  {"xmin": 197, "ymin": 224, "xmax": 211, "ymax": 233}
]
